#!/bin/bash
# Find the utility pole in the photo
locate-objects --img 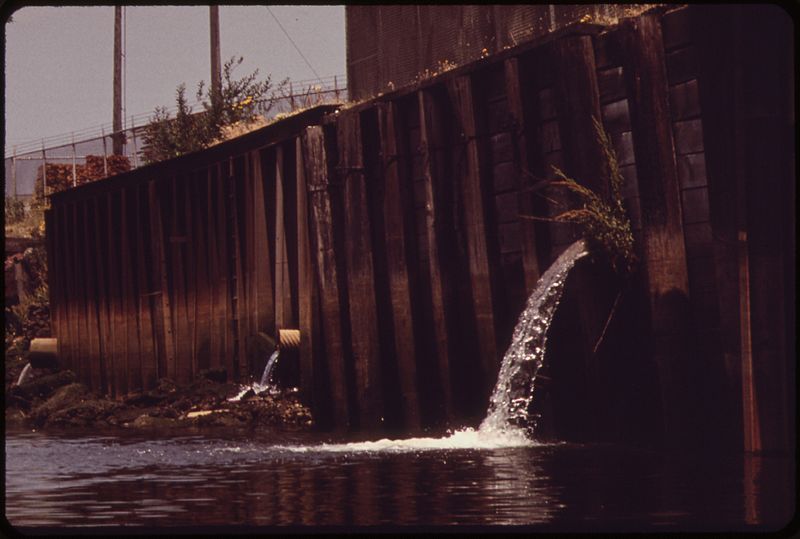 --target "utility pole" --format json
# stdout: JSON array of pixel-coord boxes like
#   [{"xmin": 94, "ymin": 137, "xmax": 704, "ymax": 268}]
[
  {"xmin": 113, "ymin": 6, "xmax": 123, "ymax": 155},
  {"xmin": 210, "ymin": 6, "xmax": 221, "ymax": 100}
]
